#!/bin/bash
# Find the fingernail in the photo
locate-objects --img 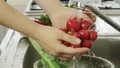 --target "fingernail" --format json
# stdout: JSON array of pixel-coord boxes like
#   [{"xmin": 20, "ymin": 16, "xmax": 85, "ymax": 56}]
[{"xmin": 75, "ymin": 38, "xmax": 81, "ymax": 44}]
